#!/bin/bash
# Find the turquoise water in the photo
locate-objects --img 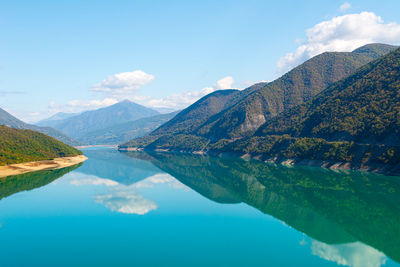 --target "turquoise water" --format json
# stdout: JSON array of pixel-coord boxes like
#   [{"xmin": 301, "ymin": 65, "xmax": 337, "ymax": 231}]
[{"xmin": 0, "ymin": 148, "xmax": 399, "ymax": 267}]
